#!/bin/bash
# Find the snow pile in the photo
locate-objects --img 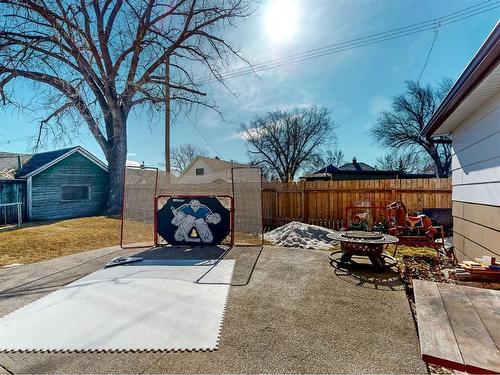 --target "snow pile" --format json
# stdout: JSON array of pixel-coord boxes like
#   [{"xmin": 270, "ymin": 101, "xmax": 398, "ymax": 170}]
[{"xmin": 264, "ymin": 221, "xmax": 339, "ymax": 250}]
